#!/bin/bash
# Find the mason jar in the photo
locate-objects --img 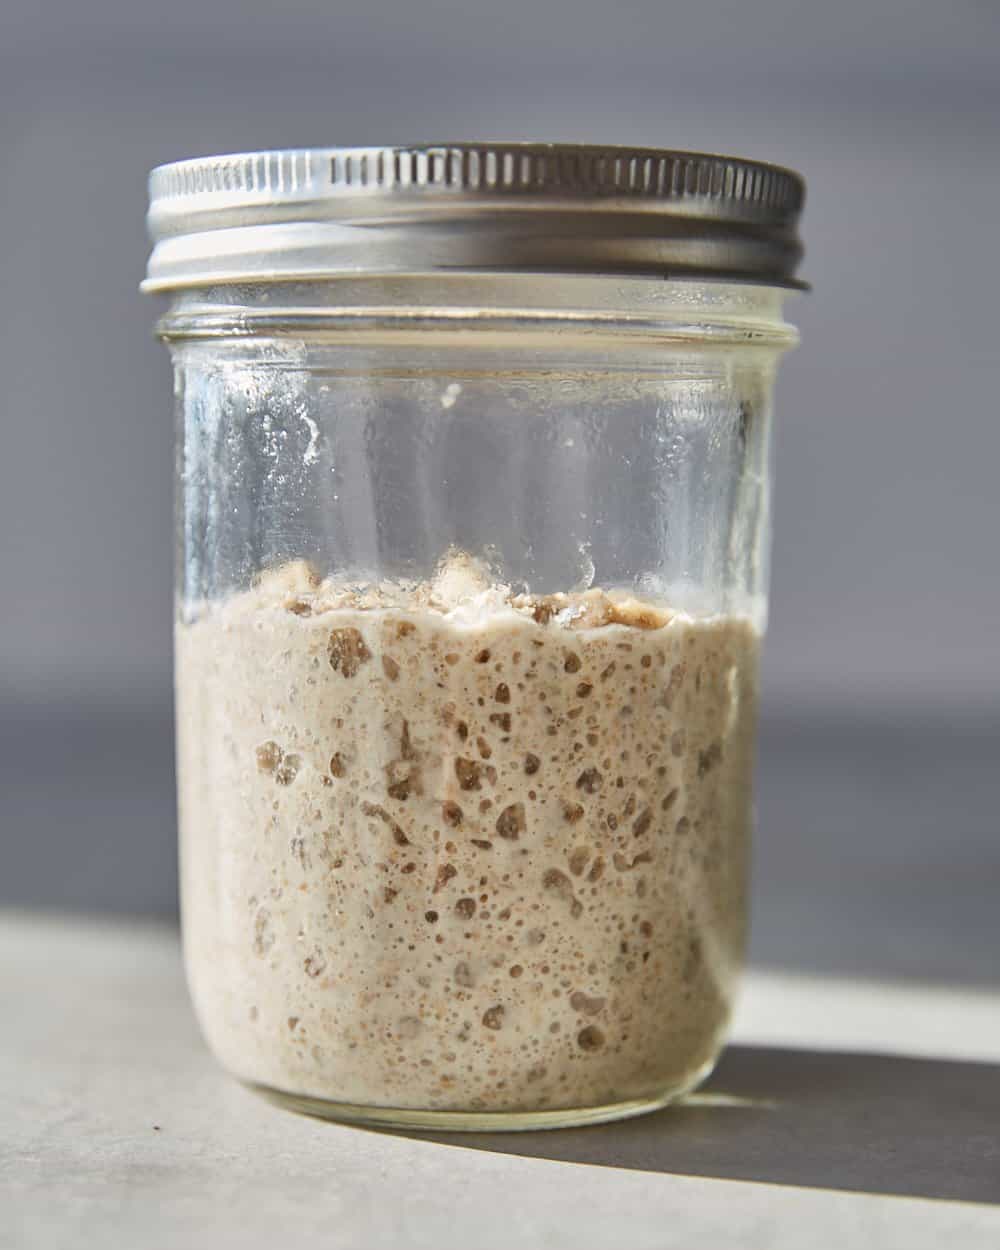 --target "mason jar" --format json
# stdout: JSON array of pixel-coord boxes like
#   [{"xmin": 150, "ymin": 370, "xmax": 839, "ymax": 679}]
[{"xmin": 144, "ymin": 144, "xmax": 806, "ymax": 1130}]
